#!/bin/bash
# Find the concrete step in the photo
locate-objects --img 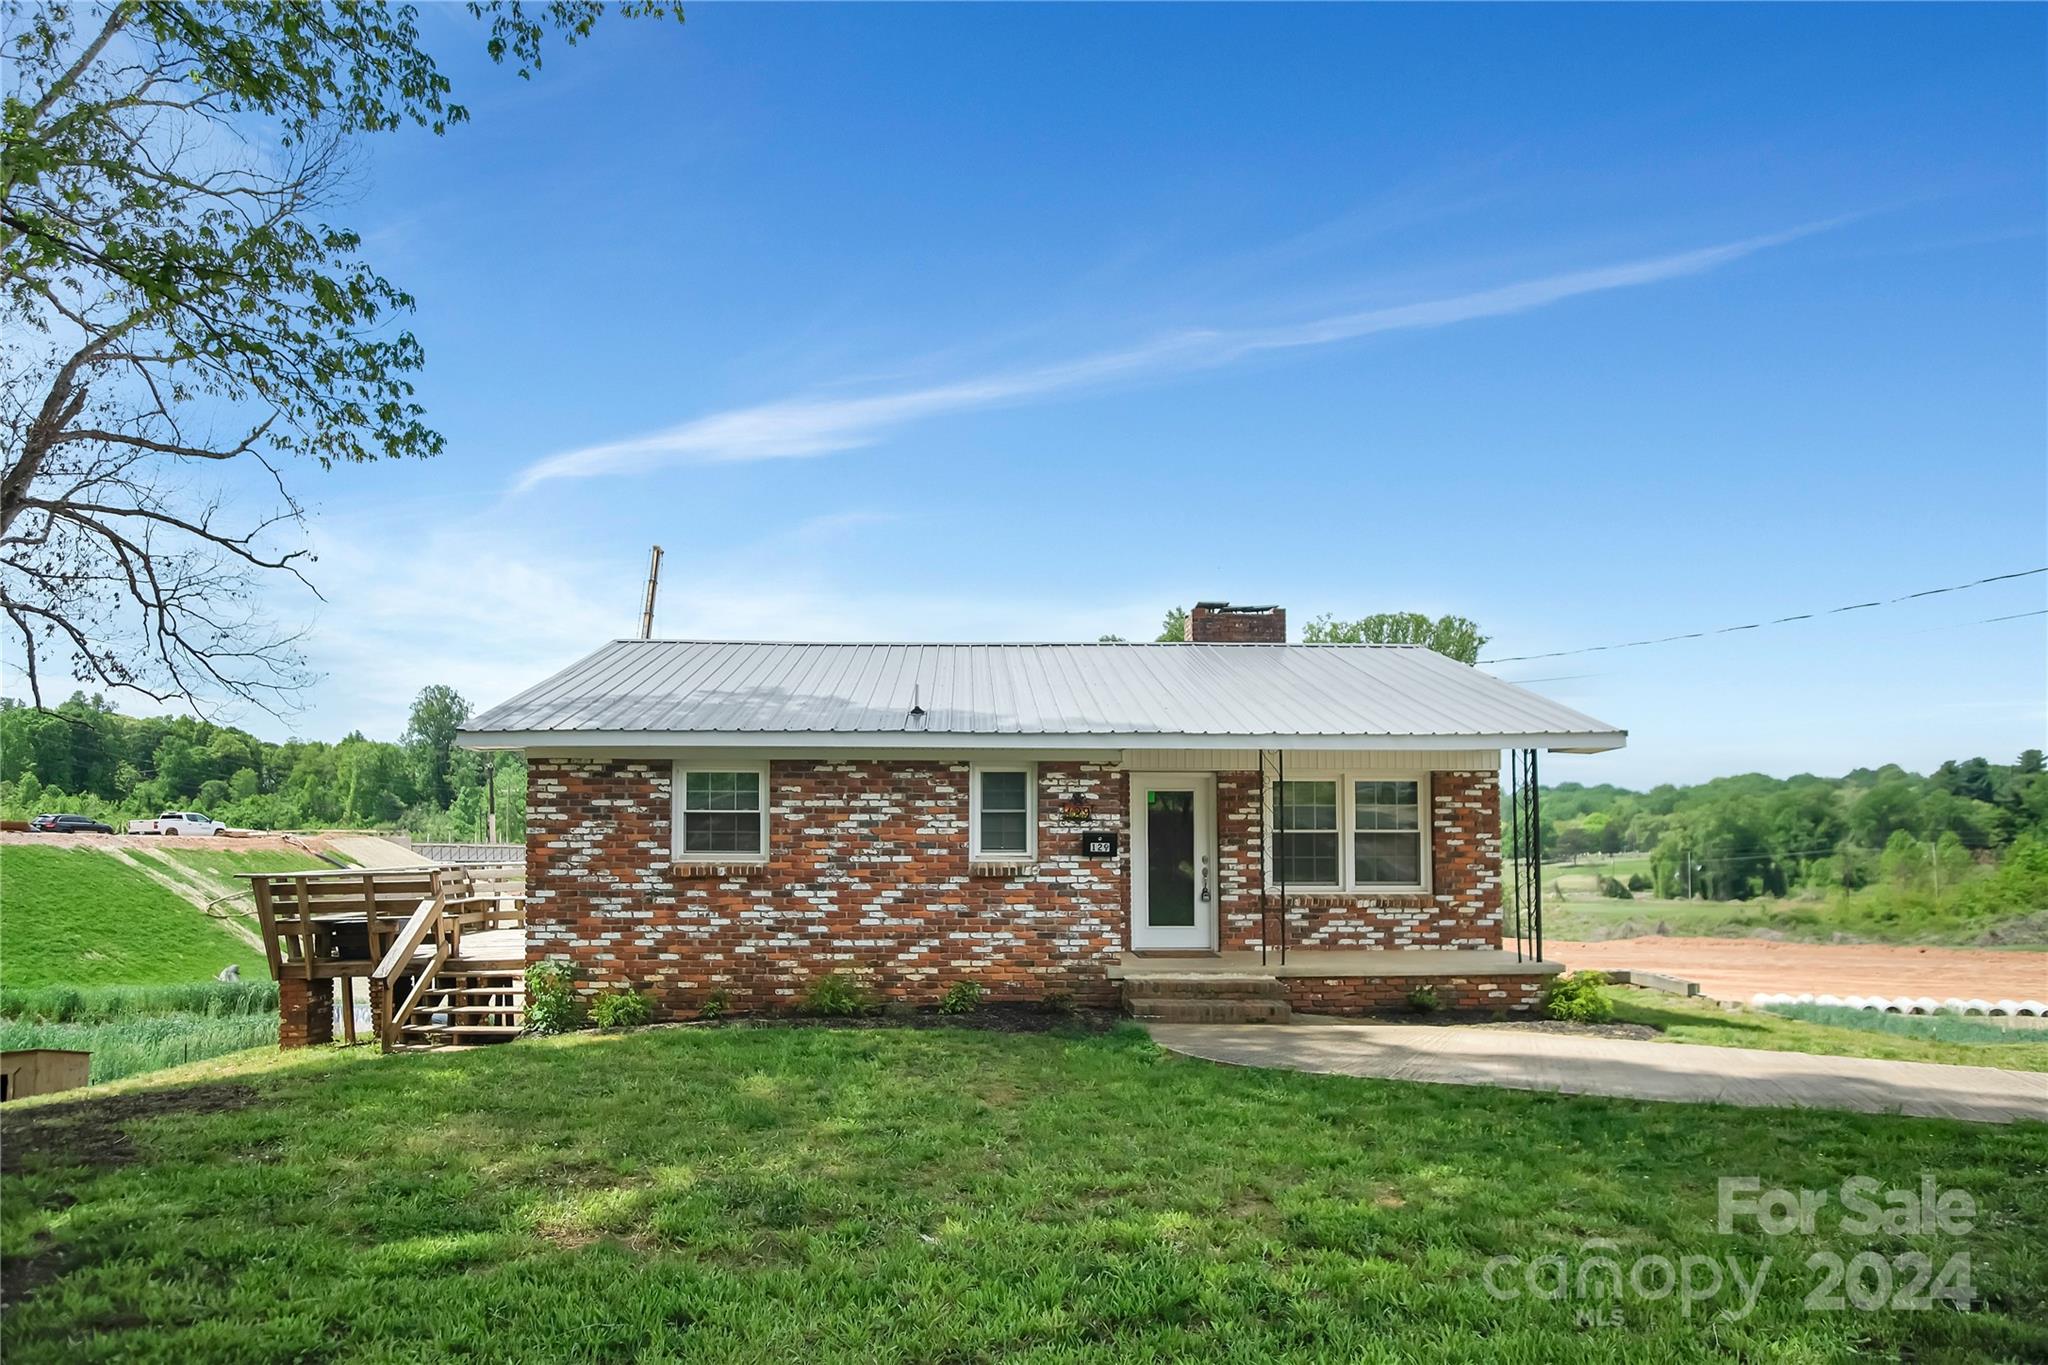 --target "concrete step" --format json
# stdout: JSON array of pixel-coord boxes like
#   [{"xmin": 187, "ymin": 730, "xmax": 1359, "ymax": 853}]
[
  {"xmin": 1118, "ymin": 975, "xmax": 1288, "ymax": 1001},
  {"xmin": 1125, "ymin": 997, "xmax": 1292, "ymax": 1024}
]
